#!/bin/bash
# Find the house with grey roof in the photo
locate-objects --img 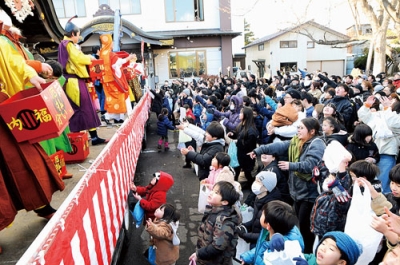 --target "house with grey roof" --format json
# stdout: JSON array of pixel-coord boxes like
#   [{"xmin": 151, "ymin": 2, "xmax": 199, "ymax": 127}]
[{"xmin": 243, "ymin": 20, "xmax": 350, "ymax": 78}]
